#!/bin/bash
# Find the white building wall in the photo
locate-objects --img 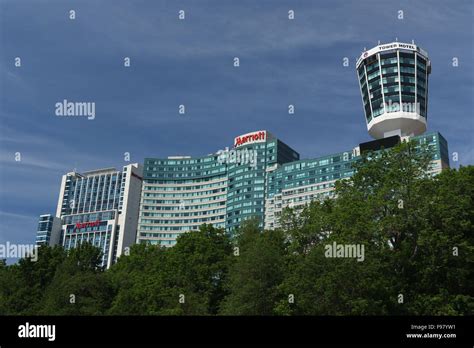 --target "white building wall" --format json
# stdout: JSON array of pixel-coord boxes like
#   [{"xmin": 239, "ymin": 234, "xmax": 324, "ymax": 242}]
[{"xmin": 116, "ymin": 163, "xmax": 143, "ymax": 259}]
